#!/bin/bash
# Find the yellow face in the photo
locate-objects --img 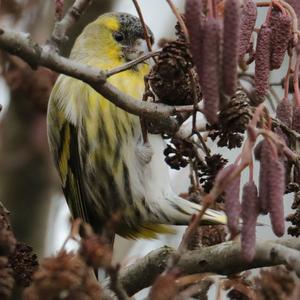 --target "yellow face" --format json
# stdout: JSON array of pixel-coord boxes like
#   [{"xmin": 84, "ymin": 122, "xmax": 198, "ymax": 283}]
[{"xmin": 70, "ymin": 12, "xmax": 154, "ymax": 69}]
